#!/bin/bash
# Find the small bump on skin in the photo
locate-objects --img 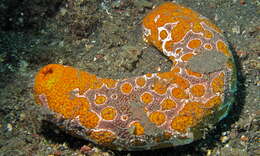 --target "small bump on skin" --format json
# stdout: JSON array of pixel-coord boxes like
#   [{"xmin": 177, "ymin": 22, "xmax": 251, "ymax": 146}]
[
  {"xmin": 130, "ymin": 122, "xmax": 145, "ymax": 136},
  {"xmin": 120, "ymin": 82, "xmax": 133, "ymax": 94},
  {"xmin": 146, "ymin": 73, "xmax": 153, "ymax": 78},
  {"xmin": 90, "ymin": 130, "xmax": 116, "ymax": 145},
  {"xmin": 149, "ymin": 111, "xmax": 166, "ymax": 126},
  {"xmin": 141, "ymin": 92, "xmax": 154, "ymax": 104},
  {"xmin": 171, "ymin": 115, "xmax": 194, "ymax": 133},
  {"xmin": 152, "ymin": 80, "xmax": 168, "ymax": 95},
  {"xmin": 101, "ymin": 107, "xmax": 117, "ymax": 120},
  {"xmin": 160, "ymin": 98, "xmax": 177, "ymax": 111},
  {"xmin": 121, "ymin": 115, "xmax": 129, "ymax": 121},
  {"xmin": 34, "ymin": 2, "xmax": 236, "ymax": 151},
  {"xmin": 164, "ymin": 40, "xmax": 175, "ymax": 51},
  {"xmin": 172, "ymin": 88, "xmax": 189, "ymax": 99},
  {"xmin": 95, "ymin": 94, "xmax": 107, "ymax": 105},
  {"xmin": 110, "ymin": 94, "xmax": 118, "ymax": 100},
  {"xmin": 175, "ymin": 48, "xmax": 183, "ymax": 54},
  {"xmin": 136, "ymin": 77, "xmax": 146, "ymax": 87},
  {"xmin": 187, "ymin": 39, "xmax": 202, "ymax": 49},
  {"xmin": 159, "ymin": 30, "xmax": 168, "ymax": 40},
  {"xmin": 79, "ymin": 111, "xmax": 100, "ymax": 129},
  {"xmin": 204, "ymin": 43, "xmax": 213, "ymax": 50},
  {"xmin": 191, "ymin": 84, "xmax": 205, "ymax": 97},
  {"xmin": 203, "ymin": 30, "xmax": 213, "ymax": 39}
]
